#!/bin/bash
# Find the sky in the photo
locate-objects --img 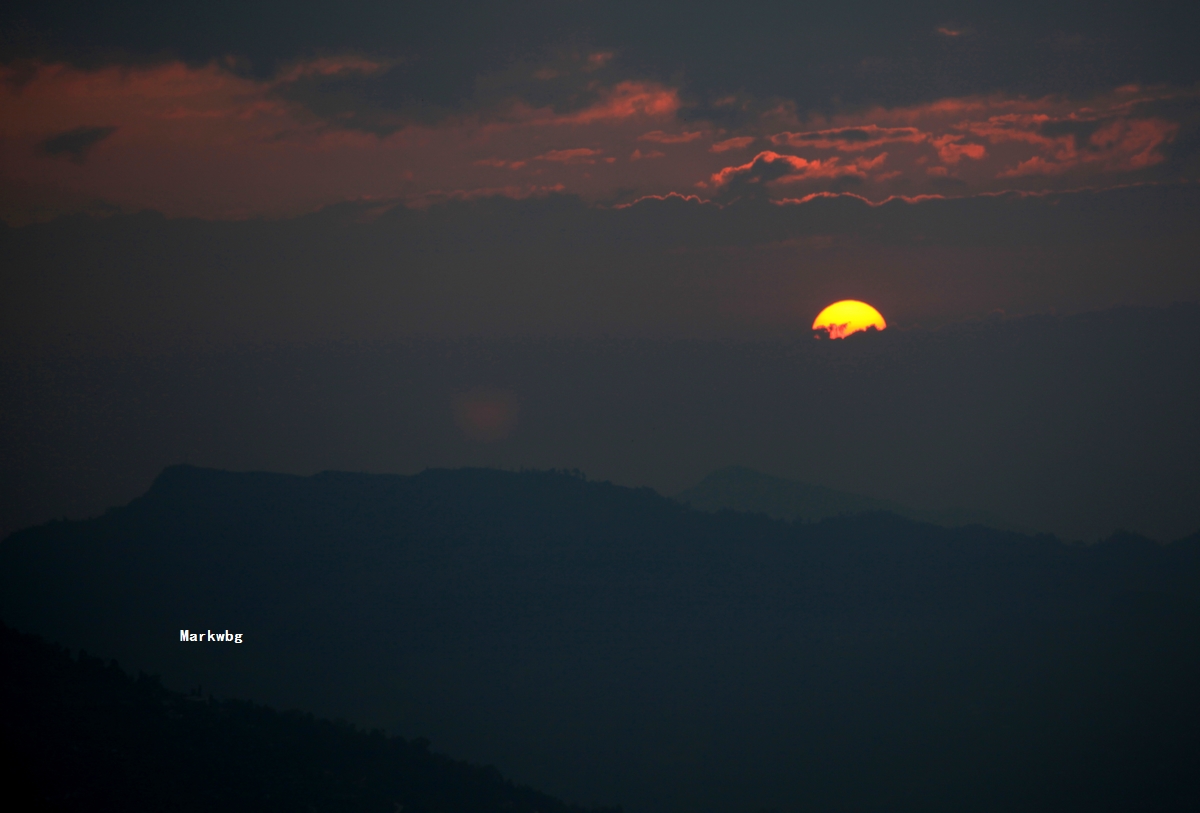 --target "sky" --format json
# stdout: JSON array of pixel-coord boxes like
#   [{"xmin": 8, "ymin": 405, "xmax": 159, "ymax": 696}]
[
  {"xmin": 1, "ymin": 1, "xmax": 1199, "ymax": 540},
  {"xmin": 3, "ymin": 58, "xmax": 1192, "ymax": 221},
  {"xmin": 3, "ymin": 2, "xmax": 1198, "ymax": 223},
  {"xmin": 2, "ymin": 1, "xmax": 1199, "ymax": 337}
]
